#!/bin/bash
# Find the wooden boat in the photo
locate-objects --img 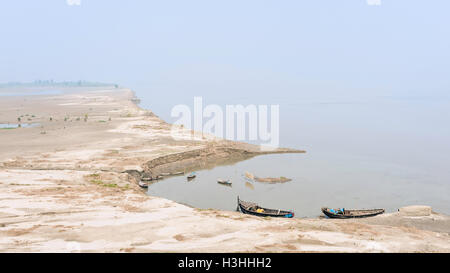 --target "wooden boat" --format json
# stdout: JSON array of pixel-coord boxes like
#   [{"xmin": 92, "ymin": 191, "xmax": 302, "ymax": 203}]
[
  {"xmin": 237, "ymin": 196, "xmax": 294, "ymax": 218},
  {"xmin": 187, "ymin": 172, "xmax": 196, "ymax": 180},
  {"xmin": 138, "ymin": 181, "xmax": 148, "ymax": 188},
  {"xmin": 217, "ymin": 179, "xmax": 232, "ymax": 186},
  {"xmin": 321, "ymin": 207, "xmax": 385, "ymax": 219}
]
